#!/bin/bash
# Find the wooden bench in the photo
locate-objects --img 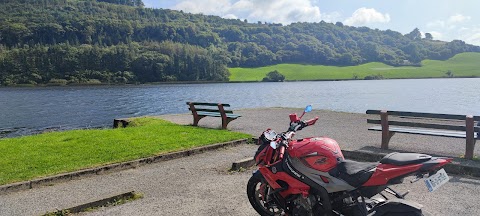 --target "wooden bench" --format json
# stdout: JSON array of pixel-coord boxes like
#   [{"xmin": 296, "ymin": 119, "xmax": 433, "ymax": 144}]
[
  {"xmin": 187, "ymin": 102, "xmax": 241, "ymax": 129},
  {"xmin": 366, "ymin": 110, "xmax": 480, "ymax": 159}
]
